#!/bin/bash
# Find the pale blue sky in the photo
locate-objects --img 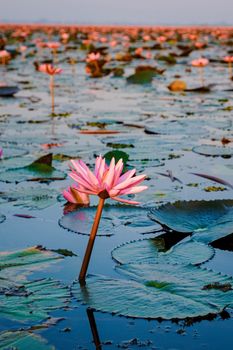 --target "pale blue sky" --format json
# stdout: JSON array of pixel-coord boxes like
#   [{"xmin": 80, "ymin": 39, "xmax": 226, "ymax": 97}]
[{"xmin": 0, "ymin": 0, "xmax": 232, "ymax": 25}]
